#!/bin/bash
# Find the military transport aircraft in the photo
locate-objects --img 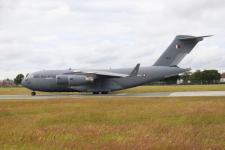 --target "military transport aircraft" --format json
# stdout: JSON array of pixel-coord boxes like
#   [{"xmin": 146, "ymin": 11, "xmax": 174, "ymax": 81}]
[{"xmin": 22, "ymin": 35, "xmax": 211, "ymax": 96}]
